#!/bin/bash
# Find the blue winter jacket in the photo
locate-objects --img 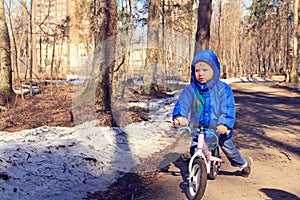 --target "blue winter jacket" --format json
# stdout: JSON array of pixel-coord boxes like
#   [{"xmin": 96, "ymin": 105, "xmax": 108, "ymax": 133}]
[{"xmin": 172, "ymin": 50, "xmax": 235, "ymax": 139}]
